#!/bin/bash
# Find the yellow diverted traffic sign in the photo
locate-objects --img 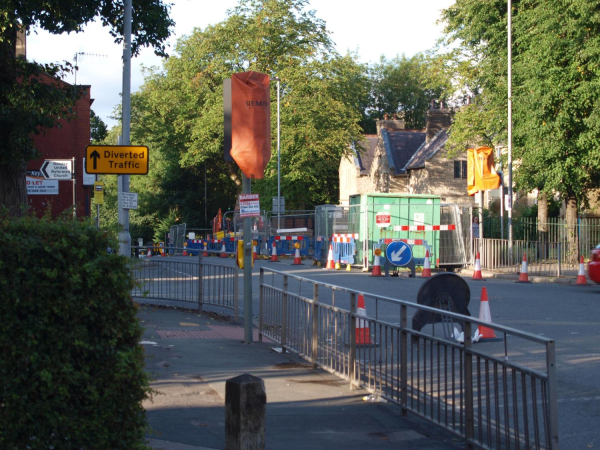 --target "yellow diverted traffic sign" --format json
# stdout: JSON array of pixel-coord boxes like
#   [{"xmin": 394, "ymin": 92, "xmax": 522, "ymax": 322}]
[{"xmin": 85, "ymin": 145, "xmax": 149, "ymax": 175}]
